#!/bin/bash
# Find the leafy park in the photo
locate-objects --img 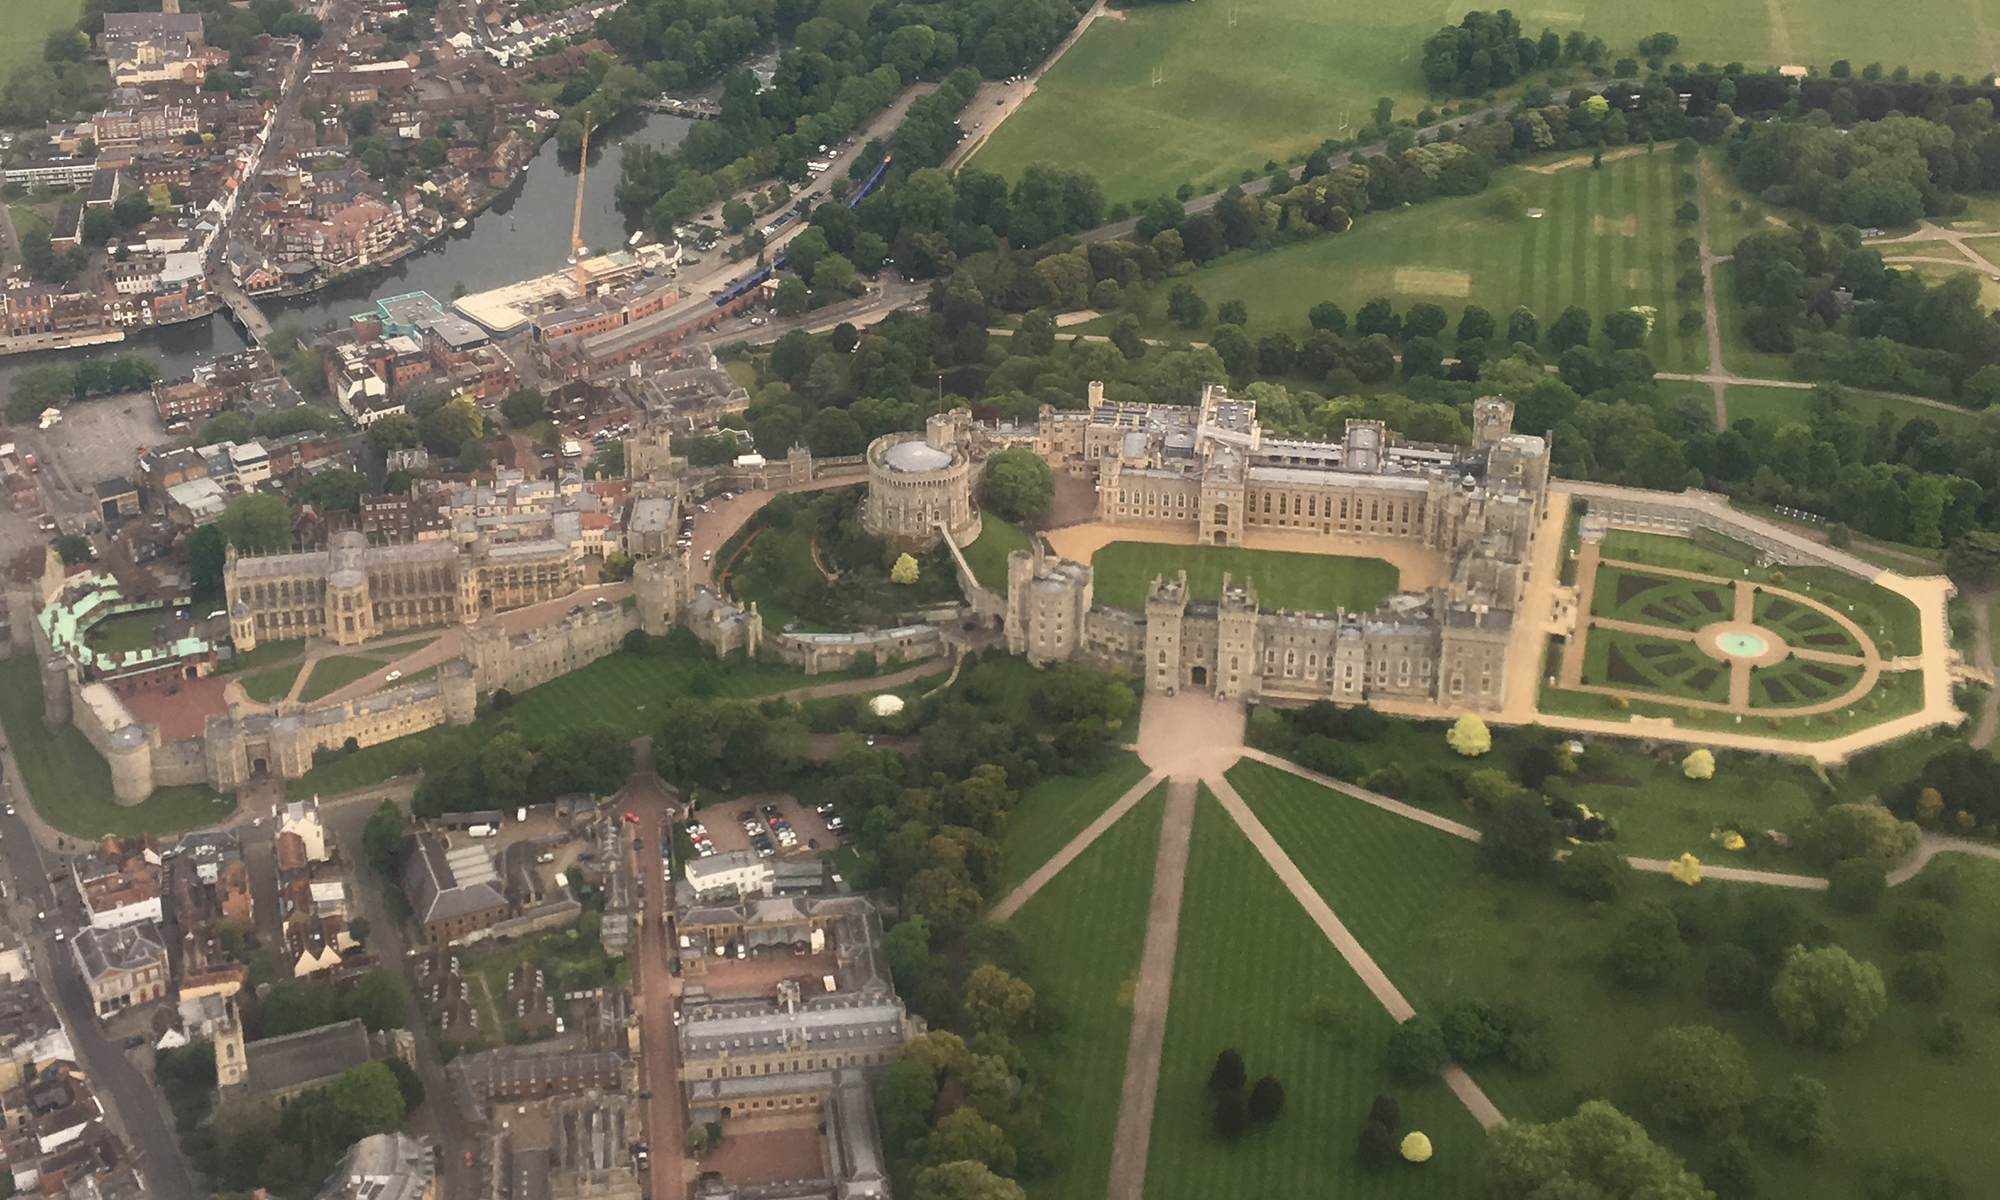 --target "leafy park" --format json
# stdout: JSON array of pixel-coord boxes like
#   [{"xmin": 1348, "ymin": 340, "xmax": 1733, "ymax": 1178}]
[{"xmin": 724, "ymin": 487, "xmax": 964, "ymax": 631}]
